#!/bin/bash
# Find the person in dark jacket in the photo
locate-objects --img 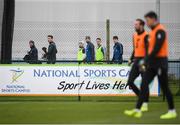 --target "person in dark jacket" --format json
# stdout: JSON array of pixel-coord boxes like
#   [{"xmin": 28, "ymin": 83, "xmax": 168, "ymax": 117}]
[
  {"xmin": 47, "ymin": 35, "xmax": 57, "ymax": 64},
  {"xmin": 23, "ymin": 40, "xmax": 38, "ymax": 64},
  {"xmin": 85, "ymin": 36, "xmax": 95, "ymax": 63},
  {"xmin": 112, "ymin": 36, "xmax": 123, "ymax": 64}
]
